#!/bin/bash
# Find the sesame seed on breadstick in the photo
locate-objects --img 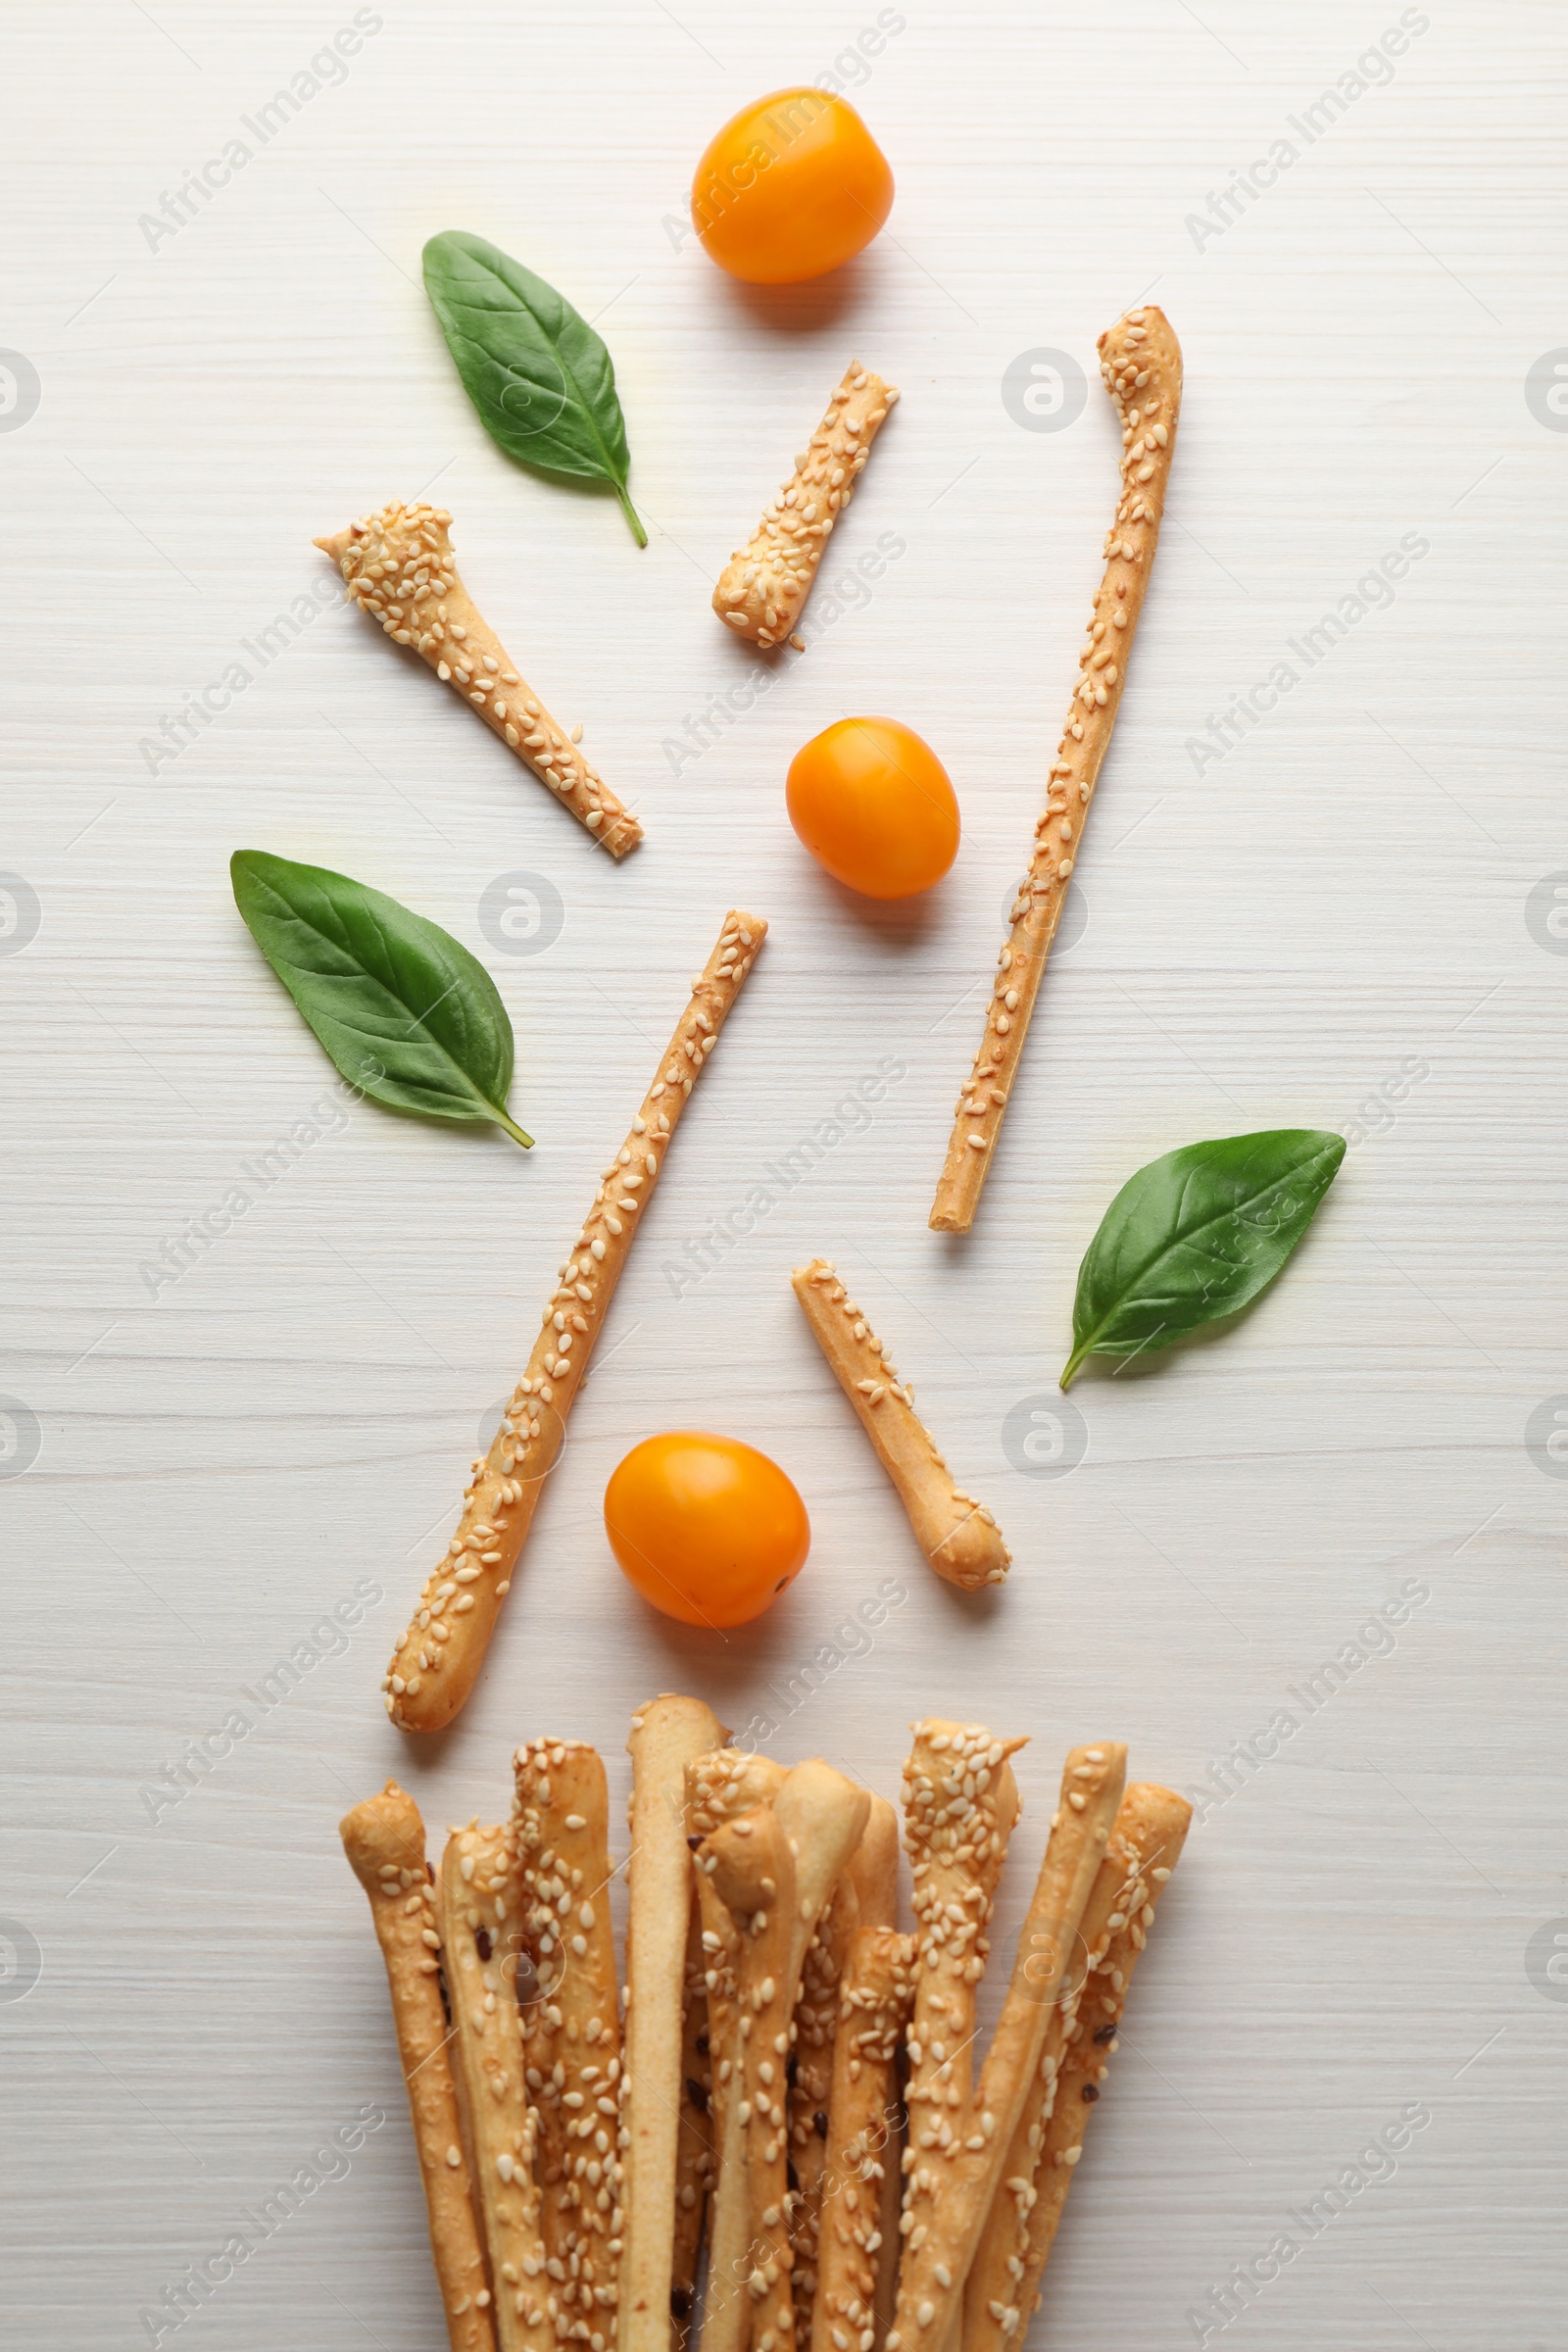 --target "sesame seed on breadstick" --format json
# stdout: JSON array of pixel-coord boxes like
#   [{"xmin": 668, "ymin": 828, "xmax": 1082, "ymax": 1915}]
[
  {"xmin": 316, "ymin": 501, "xmax": 642, "ymax": 857},
  {"xmin": 513, "ymin": 1740, "xmax": 622, "ymax": 2339},
  {"xmin": 697, "ymin": 1806, "xmax": 802, "ymax": 2352},
  {"xmin": 791, "ymin": 1260, "xmax": 1010, "ymax": 1592},
  {"xmin": 339, "ymin": 1785, "xmax": 497, "ymax": 2352},
  {"xmin": 438, "ymin": 1821, "xmax": 554, "ymax": 2352},
  {"xmin": 810, "ymin": 1927, "xmax": 916, "ymax": 2352},
  {"xmin": 713, "ymin": 365, "xmax": 899, "ymax": 651},
  {"xmin": 961, "ymin": 1785, "xmax": 1190, "ymax": 2352},
  {"xmin": 929, "ymin": 307, "xmax": 1183, "ymax": 1233},
  {"xmin": 383, "ymin": 914, "xmax": 767, "ymax": 1734},
  {"xmin": 621, "ymin": 1697, "xmax": 727, "ymax": 2352},
  {"xmin": 889, "ymin": 1740, "xmax": 1126, "ymax": 2352}
]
